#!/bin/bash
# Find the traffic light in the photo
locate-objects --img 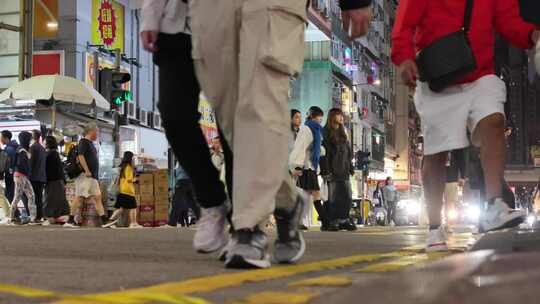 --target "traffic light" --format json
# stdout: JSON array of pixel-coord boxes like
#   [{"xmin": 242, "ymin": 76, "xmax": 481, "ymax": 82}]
[
  {"xmin": 356, "ymin": 151, "xmax": 371, "ymax": 172},
  {"xmin": 99, "ymin": 68, "xmax": 131, "ymax": 108}
]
